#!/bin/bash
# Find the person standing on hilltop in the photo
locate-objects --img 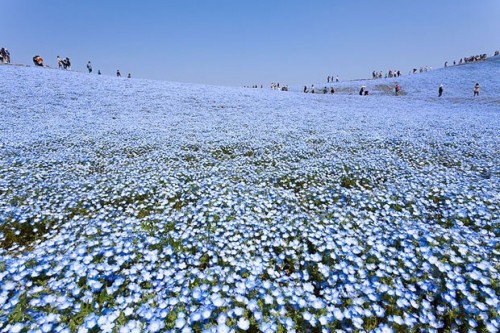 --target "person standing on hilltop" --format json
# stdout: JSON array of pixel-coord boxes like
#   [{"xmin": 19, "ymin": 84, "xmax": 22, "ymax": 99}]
[
  {"xmin": 473, "ymin": 83, "xmax": 480, "ymax": 96},
  {"xmin": 336, "ymin": 75, "xmax": 339, "ymax": 82},
  {"xmin": 438, "ymin": 84, "xmax": 444, "ymax": 97},
  {"xmin": 57, "ymin": 56, "xmax": 62, "ymax": 69},
  {"xmin": 117, "ymin": 70, "xmax": 121, "ymax": 77},
  {"xmin": 87, "ymin": 61, "xmax": 93, "ymax": 73}
]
